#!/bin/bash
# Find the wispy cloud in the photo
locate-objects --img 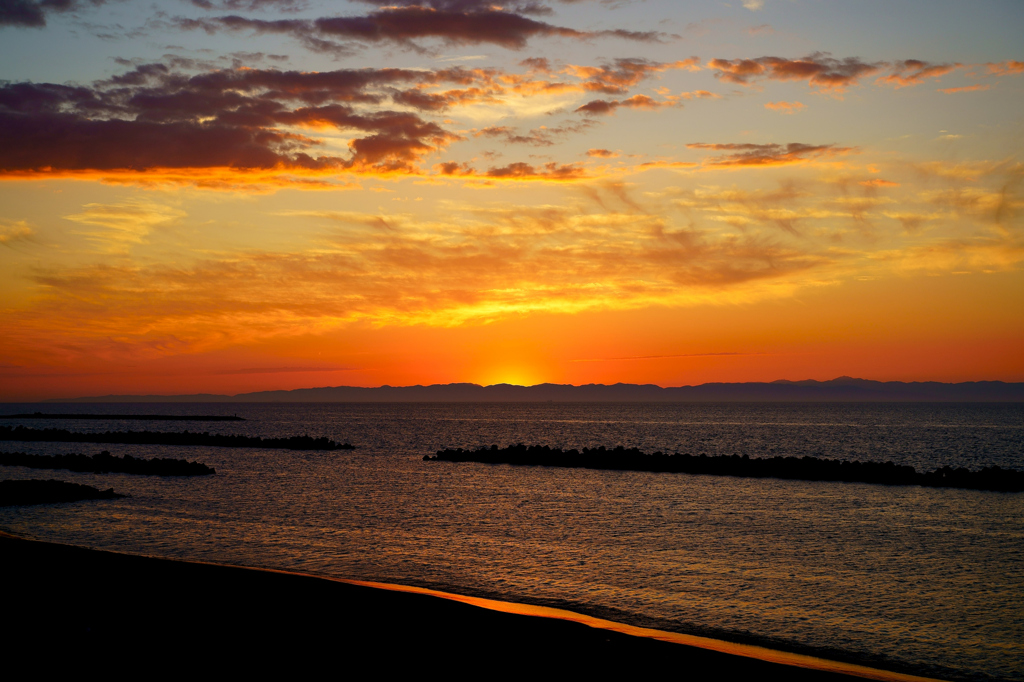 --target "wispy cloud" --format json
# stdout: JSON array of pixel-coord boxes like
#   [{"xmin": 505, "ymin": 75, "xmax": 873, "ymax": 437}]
[
  {"xmin": 938, "ymin": 84, "xmax": 990, "ymax": 94},
  {"xmin": 0, "ymin": 220, "xmax": 35, "ymax": 246},
  {"xmin": 764, "ymin": 101, "xmax": 805, "ymax": 114},
  {"xmin": 876, "ymin": 59, "xmax": 961, "ymax": 88},
  {"xmin": 573, "ymin": 351, "xmax": 764, "ymax": 362},
  {"xmin": 63, "ymin": 201, "xmax": 186, "ymax": 252},
  {"xmin": 688, "ymin": 142, "xmax": 854, "ymax": 167}
]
